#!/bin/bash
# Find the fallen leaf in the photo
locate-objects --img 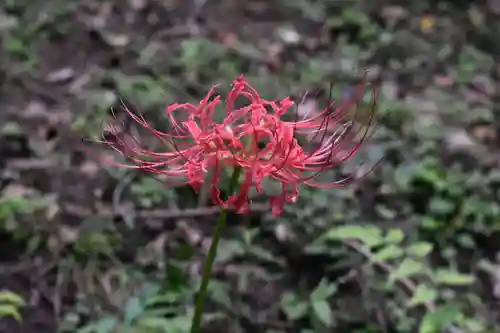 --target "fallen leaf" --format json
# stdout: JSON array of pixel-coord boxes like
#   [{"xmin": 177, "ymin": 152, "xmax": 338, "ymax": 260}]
[
  {"xmin": 58, "ymin": 225, "xmax": 79, "ymax": 244},
  {"xmin": 46, "ymin": 67, "xmax": 75, "ymax": 83},
  {"xmin": 420, "ymin": 15, "xmax": 436, "ymax": 33},
  {"xmin": 2, "ymin": 184, "xmax": 35, "ymax": 197},
  {"xmin": 471, "ymin": 124, "xmax": 496, "ymax": 144}
]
